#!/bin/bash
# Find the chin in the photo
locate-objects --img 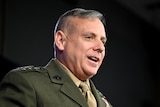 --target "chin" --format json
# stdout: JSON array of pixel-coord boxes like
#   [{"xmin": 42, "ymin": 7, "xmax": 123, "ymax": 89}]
[
  {"xmin": 83, "ymin": 66, "xmax": 98, "ymax": 76},
  {"xmin": 87, "ymin": 70, "xmax": 97, "ymax": 76}
]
